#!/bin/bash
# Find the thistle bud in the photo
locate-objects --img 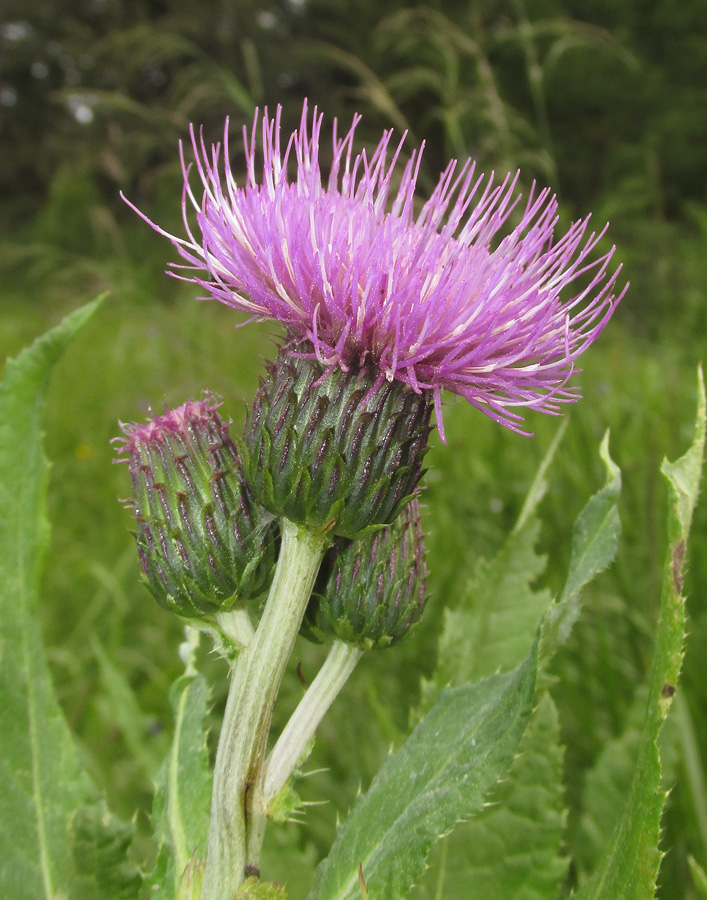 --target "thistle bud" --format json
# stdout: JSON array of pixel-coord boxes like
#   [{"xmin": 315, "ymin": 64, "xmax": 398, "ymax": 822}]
[
  {"xmin": 301, "ymin": 498, "xmax": 428, "ymax": 649},
  {"xmin": 114, "ymin": 396, "xmax": 277, "ymax": 618},
  {"xmin": 239, "ymin": 345, "xmax": 432, "ymax": 539}
]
